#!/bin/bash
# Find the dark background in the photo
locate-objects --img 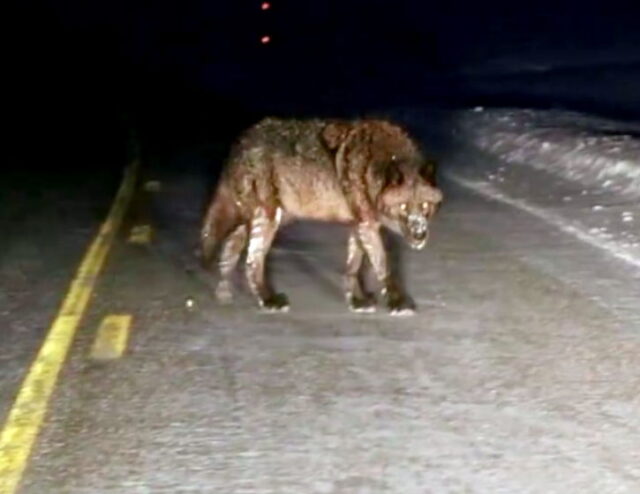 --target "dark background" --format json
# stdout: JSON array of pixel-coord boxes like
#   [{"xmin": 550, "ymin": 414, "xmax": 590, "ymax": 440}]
[{"xmin": 6, "ymin": 0, "xmax": 640, "ymax": 171}]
